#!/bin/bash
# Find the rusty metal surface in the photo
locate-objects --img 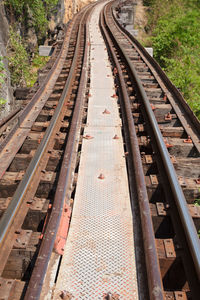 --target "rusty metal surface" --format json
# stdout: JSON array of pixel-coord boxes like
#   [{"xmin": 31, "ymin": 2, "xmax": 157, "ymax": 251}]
[
  {"xmin": 112, "ymin": 7, "xmax": 200, "ymax": 154},
  {"xmin": 100, "ymin": 6, "xmax": 164, "ymax": 300},
  {"xmin": 53, "ymin": 3, "xmax": 138, "ymax": 298},
  {"xmin": 106, "ymin": 2, "xmax": 200, "ymax": 283},
  {"xmin": 0, "ymin": 108, "xmax": 21, "ymax": 128},
  {"xmin": 0, "ymin": 9, "xmax": 84, "ymax": 255},
  {"xmin": 23, "ymin": 5, "xmax": 92, "ymax": 300}
]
